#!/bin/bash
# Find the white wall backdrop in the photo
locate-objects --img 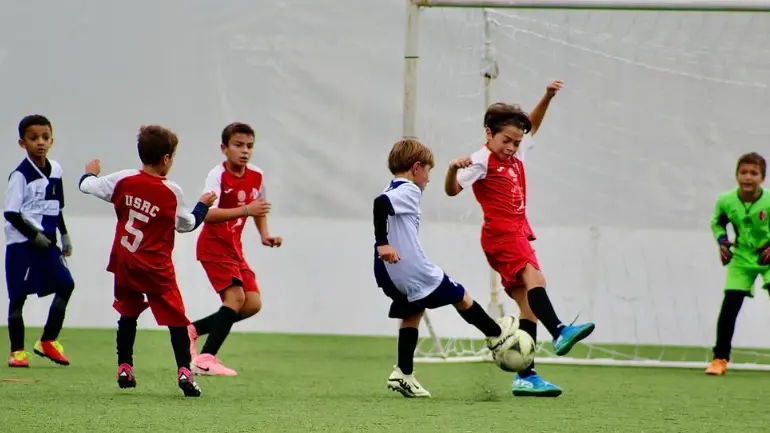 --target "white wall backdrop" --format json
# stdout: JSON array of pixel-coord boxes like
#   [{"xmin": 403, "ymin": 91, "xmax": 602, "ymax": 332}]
[{"xmin": 1, "ymin": 0, "xmax": 769, "ymax": 349}]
